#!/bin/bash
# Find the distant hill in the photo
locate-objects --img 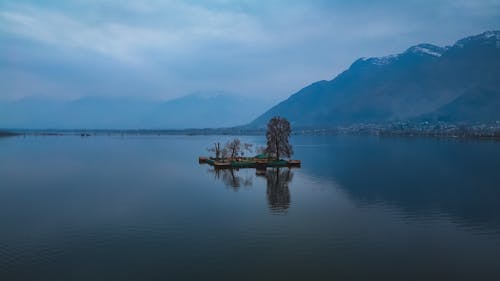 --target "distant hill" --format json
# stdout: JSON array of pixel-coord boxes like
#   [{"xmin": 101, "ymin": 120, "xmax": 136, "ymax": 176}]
[
  {"xmin": 139, "ymin": 92, "xmax": 272, "ymax": 129},
  {"xmin": 0, "ymin": 92, "xmax": 271, "ymax": 129},
  {"xmin": 249, "ymin": 31, "xmax": 500, "ymax": 128}
]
